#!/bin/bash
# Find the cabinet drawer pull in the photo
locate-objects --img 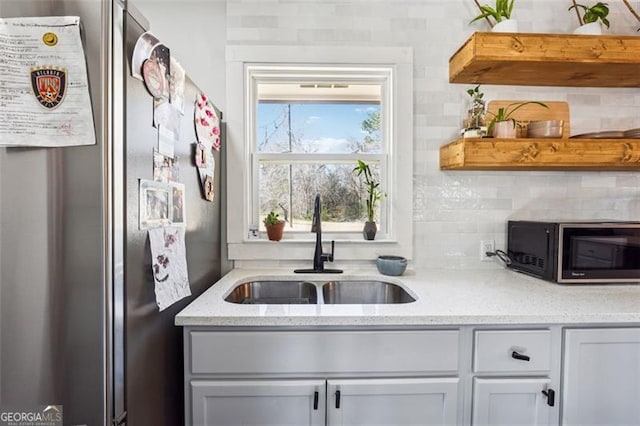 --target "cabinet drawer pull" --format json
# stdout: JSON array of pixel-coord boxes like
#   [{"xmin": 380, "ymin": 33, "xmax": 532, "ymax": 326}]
[
  {"xmin": 511, "ymin": 351, "xmax": 530, "ymax": 361},
  {"xmin": 335, "ymin": 390, "xmax": 341, "ymax": 409},
  {"xmin": 313, "ymin": 391, "xmax": 319, "ymax": 410},
  {"xmin": 542, "ymin": 388, "xmax": 555, "ymax": 407}
]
